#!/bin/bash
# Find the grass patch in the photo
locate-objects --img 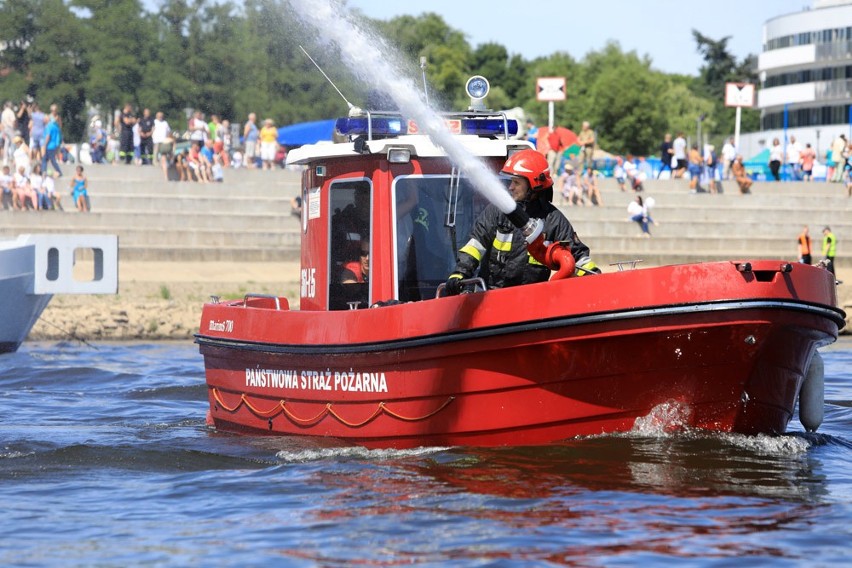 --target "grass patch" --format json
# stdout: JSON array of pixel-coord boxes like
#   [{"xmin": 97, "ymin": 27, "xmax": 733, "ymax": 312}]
[{"xmin": 160, "ymin": 285, "xmax": 171, "ymax": 300}]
